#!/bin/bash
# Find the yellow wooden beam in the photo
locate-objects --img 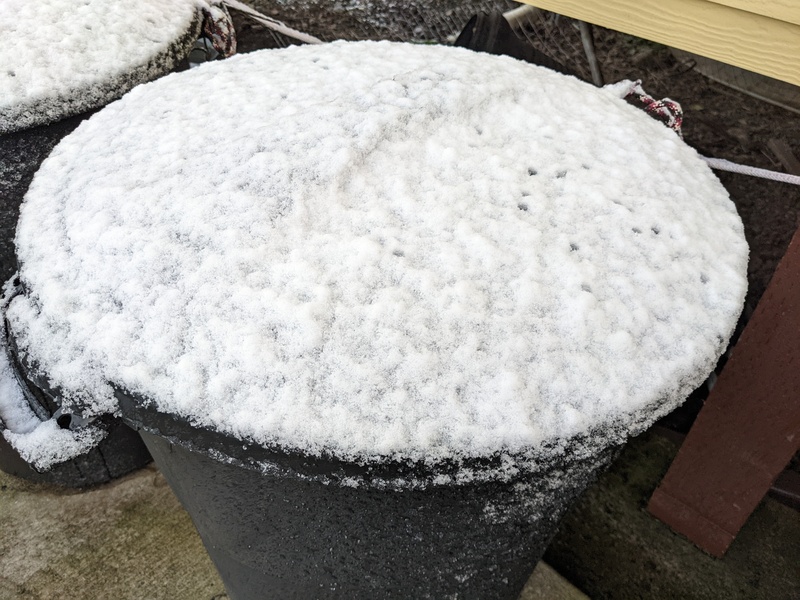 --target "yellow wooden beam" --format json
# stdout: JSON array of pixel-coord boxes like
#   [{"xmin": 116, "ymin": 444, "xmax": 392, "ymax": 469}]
[
  {"xmin": 518, "ymin": 0, "xmax": 800, "ymax": 86},
  {"xmin": 704, "ymin": 0, "xmax": 800, "ymax": 27}
]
